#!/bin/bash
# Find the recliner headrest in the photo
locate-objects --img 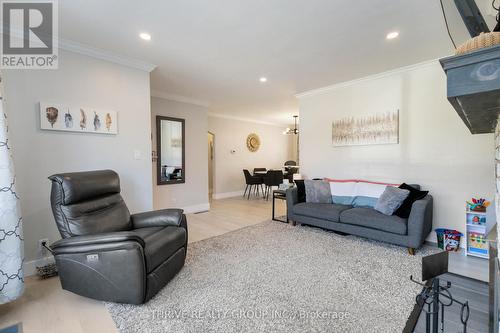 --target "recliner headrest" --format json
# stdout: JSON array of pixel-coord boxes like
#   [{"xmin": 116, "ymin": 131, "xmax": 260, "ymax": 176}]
[{"xmin": 48, "ymin": 170, "xmax": 121, "ymax": 205}]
